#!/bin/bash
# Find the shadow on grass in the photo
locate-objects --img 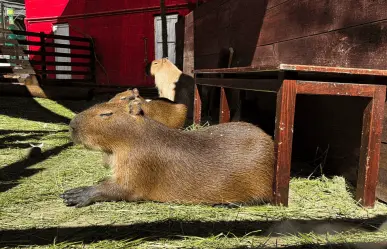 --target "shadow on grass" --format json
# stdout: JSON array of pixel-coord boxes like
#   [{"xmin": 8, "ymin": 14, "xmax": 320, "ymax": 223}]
[
  {"xmin": 0, "ymin": 97, "xmax": 72, "ymax": 125},
  {"xmin": 0, "ymin": 129, "xmax": 69, "ymax": 149},
  {"xmin": 0, "ymin": 215, "xmax": 386, "ymax": 247},
  {"xmin": 0, "ymin": 142, "xmax": 73, "ymax": 193},
  {"xmin": 237, "ymin": 242, "xmax": 387, "ymax": 249}
]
